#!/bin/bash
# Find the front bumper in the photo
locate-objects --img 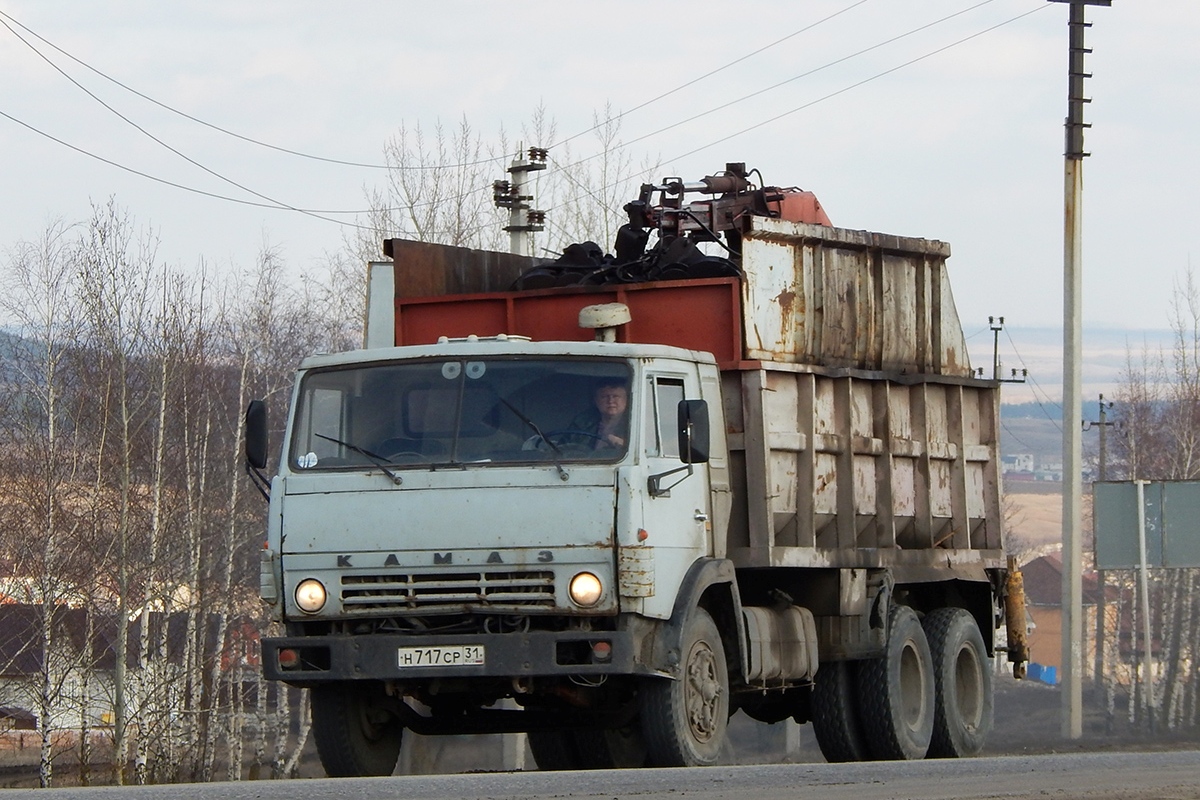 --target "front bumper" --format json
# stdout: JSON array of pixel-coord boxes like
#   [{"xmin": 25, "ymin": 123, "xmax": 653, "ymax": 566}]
[{"xmin": 263, "ymin": 628, "xmax": 642, "ymax": 684}]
